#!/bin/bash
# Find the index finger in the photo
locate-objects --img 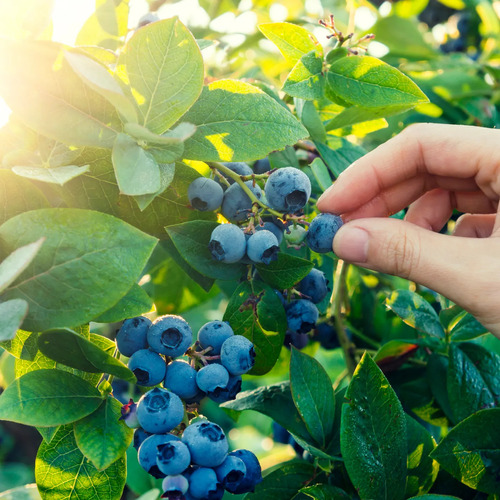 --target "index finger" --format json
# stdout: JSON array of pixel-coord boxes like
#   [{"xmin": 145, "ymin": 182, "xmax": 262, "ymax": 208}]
[{"xmin": 316, "ymin": 123, "xmax": 500, "ymax": 216}]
